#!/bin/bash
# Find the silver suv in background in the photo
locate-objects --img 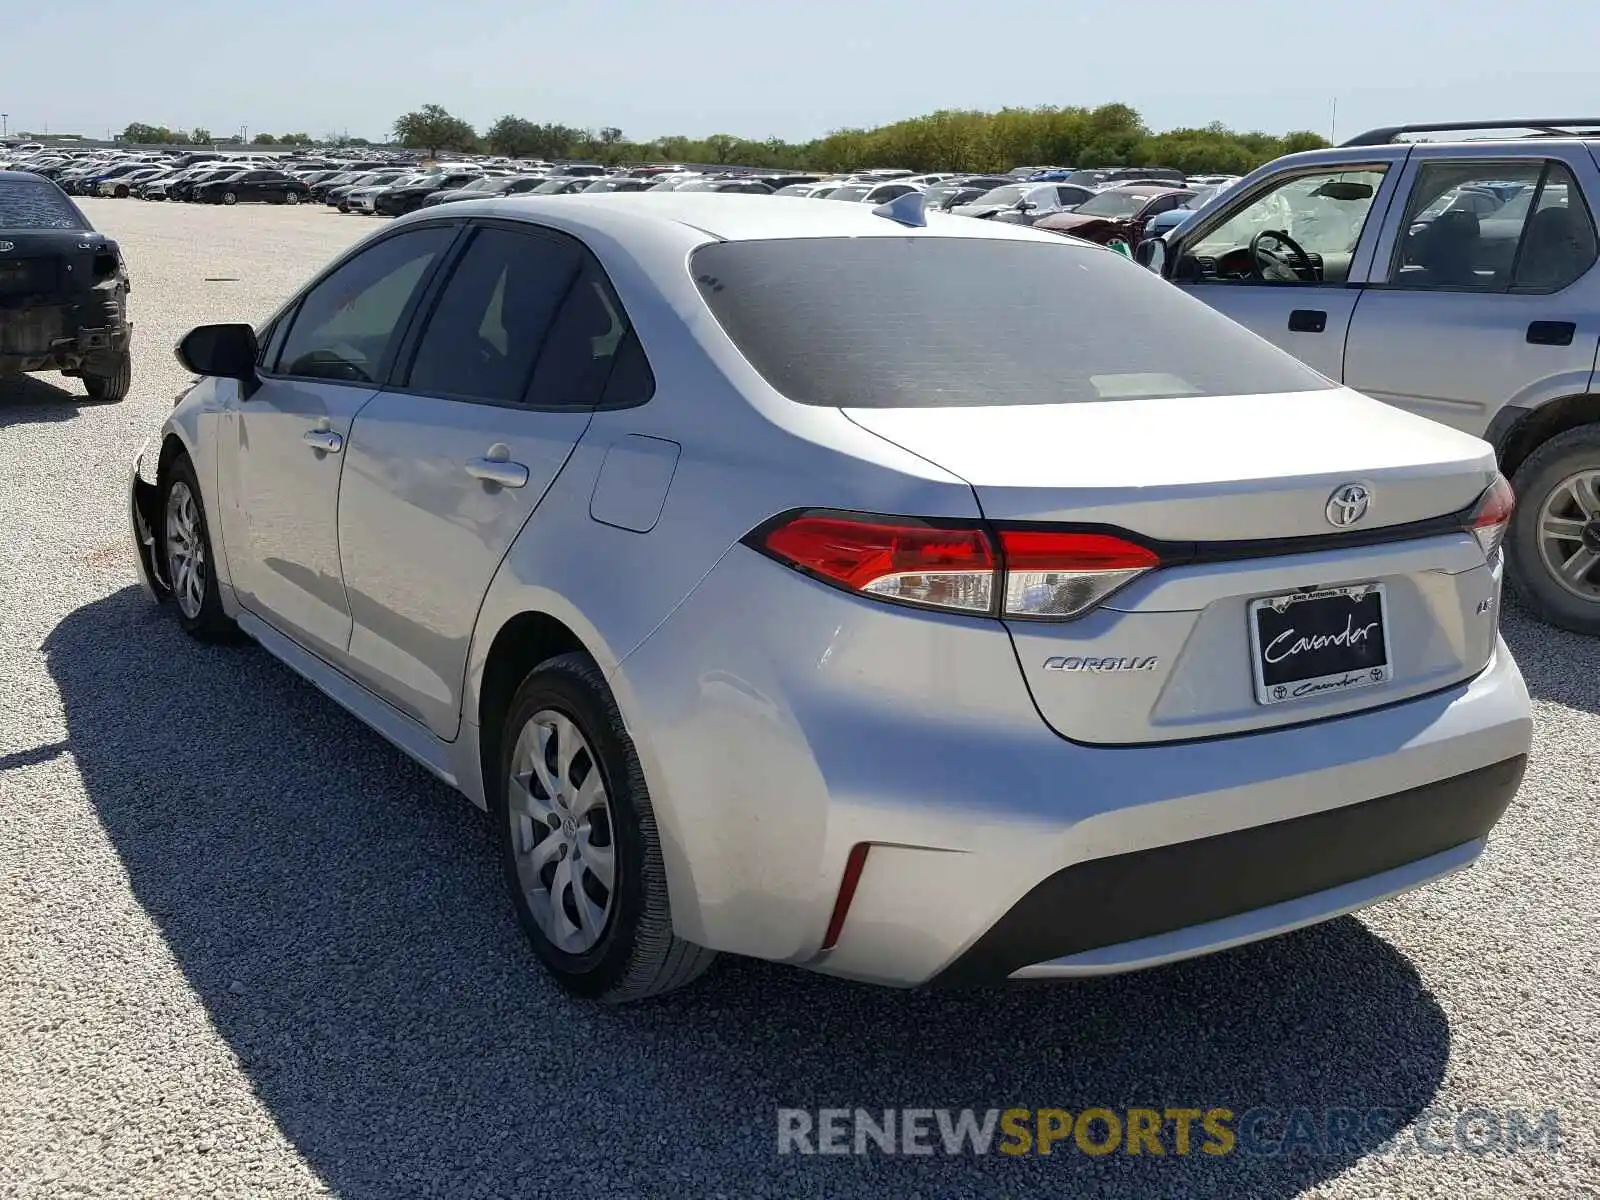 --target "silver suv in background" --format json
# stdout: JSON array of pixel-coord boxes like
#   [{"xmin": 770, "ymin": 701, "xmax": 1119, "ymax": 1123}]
[{"xmin": 1139, "ymin": 119, "xmax": 1600, "ymax": 634}]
